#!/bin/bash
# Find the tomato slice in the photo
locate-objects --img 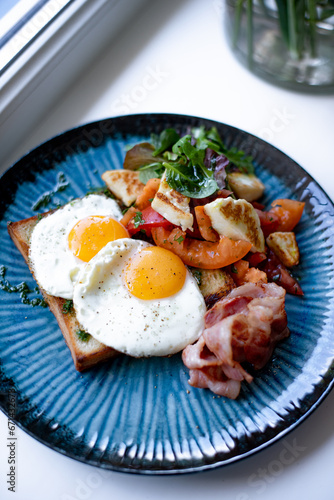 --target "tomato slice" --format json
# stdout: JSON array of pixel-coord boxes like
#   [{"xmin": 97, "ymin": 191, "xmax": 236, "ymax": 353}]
[
  {"xmin": 120, "ymin": 206, "xmax": 137, "ymax": 227},
  {"xmin": 230, "ymin": 259, "xmax": 267, "ymax": 287},
  {"xmin": 151, "ymin": 227, "xmax": 252, "ymax": 269},
  {"xmin": 247, "ymin": 251, "xmax": 267, "ymax": 267},
  {"xmin": 229, "ymin": 259, "xmax": 250, "ymax": 286},
  {"xmin": 126, "ymin": 206, "xmax": 174, "ymax": 237},
  {"xmin": 135, "ymin": 177, "xmax": 160, "ymax": 210},
  {"xmin": 268, "ymin": 199, "xmax": 305, "ymax": 232},
  {"xmin": 259, "ymin": 249, "xmax": 303, "ymax": 295},
  {"xmin": 255, "ymin": 208, "xmax": 280, "ymax": 237},
  {"xmin": 194, "ymin": 205, "xmax": 219, "ymax": 242}
]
